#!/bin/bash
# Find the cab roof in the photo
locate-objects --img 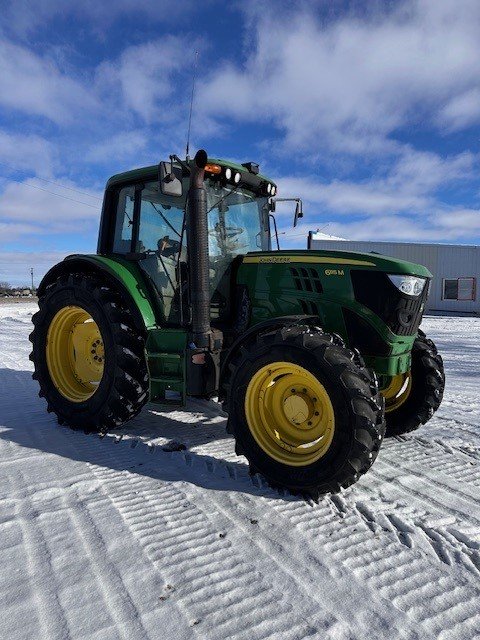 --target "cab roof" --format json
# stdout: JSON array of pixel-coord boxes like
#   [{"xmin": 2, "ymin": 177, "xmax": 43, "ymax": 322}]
[{"xmin": 106, "ymin": 157, "xmax": 276, "ymax": 188}]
